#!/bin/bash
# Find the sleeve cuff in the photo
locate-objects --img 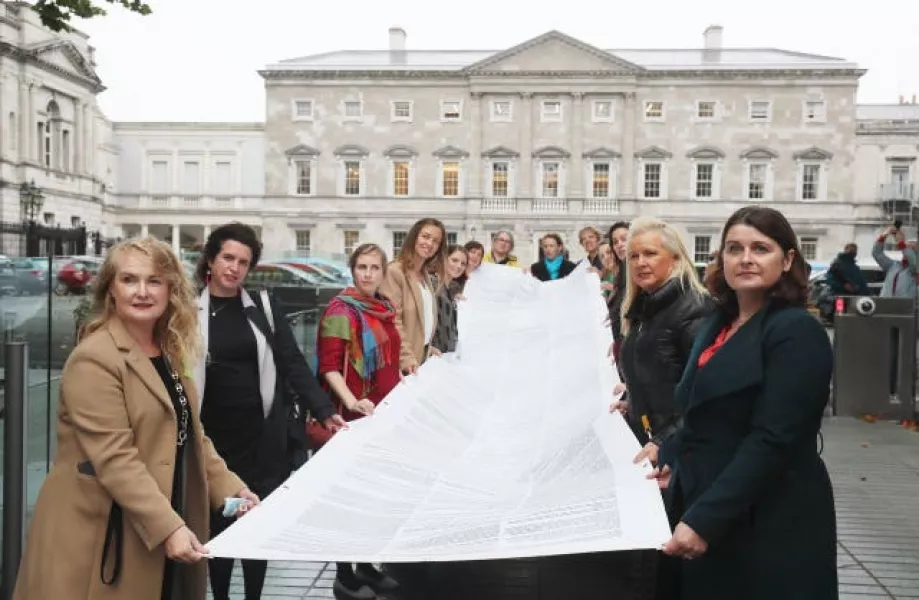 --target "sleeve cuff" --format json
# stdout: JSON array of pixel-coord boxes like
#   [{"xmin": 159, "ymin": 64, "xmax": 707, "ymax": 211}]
[
  {"xmin": 897, "ymin": 241, "xmax": 907, "ymax": 250},
  {"xmin": 878, "ymin": 235, "xmax": 888, "ymax": 243}
]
